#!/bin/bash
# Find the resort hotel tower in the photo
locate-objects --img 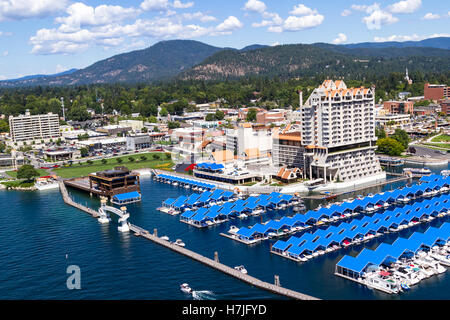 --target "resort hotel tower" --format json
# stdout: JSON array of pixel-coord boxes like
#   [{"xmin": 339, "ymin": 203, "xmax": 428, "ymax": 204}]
[{"xmin": 299, "ymin": 80, "xmax": 384, "ymax": 183}]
